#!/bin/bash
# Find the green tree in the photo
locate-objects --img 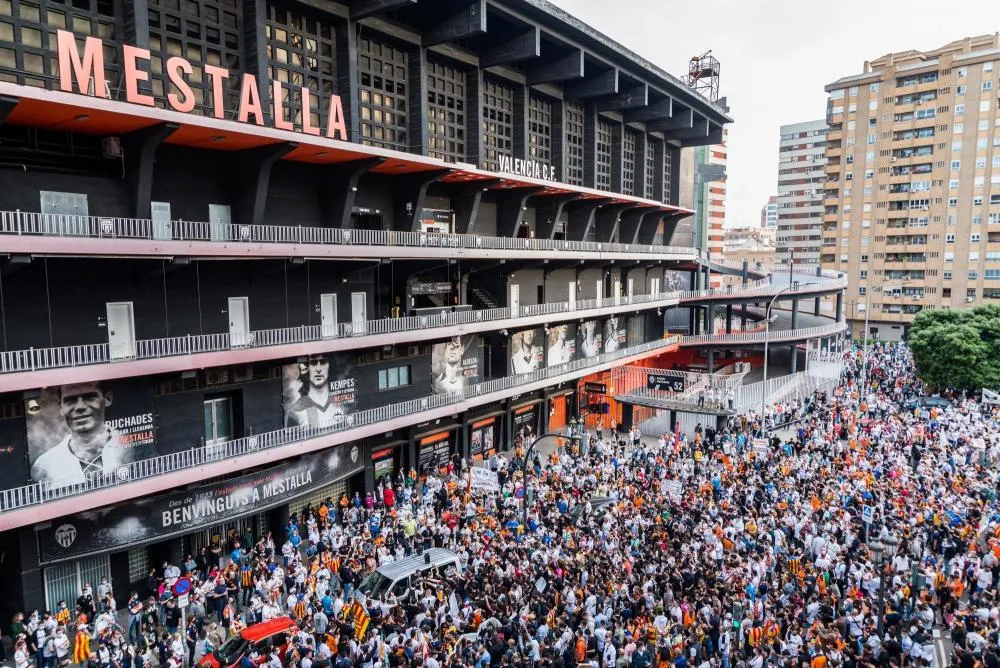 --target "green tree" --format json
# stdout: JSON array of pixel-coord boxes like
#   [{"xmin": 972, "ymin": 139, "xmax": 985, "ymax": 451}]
[{"xmin": 909, "ymin": 305, "xmax": 1000, "ymax": 391}]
